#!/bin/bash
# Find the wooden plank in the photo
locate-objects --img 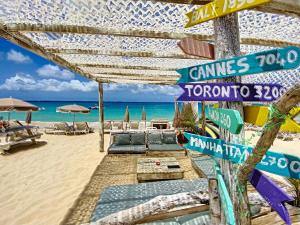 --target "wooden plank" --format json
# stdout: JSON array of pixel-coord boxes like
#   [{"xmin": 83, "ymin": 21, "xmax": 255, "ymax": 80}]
[
  {"xmin": 77, "ymin": 64, "xmax": 176, "ymax": 71},
  {"xmin": 98, "ymin": 82, "xmax": 104, "ymax": 152},
  {"xmin": 48, "ymin": 48, "xmax": 200, "ymax": 59},
  {"xmin": 1, "ymin": 23, "xmax": 299, "ymax": 47}
]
